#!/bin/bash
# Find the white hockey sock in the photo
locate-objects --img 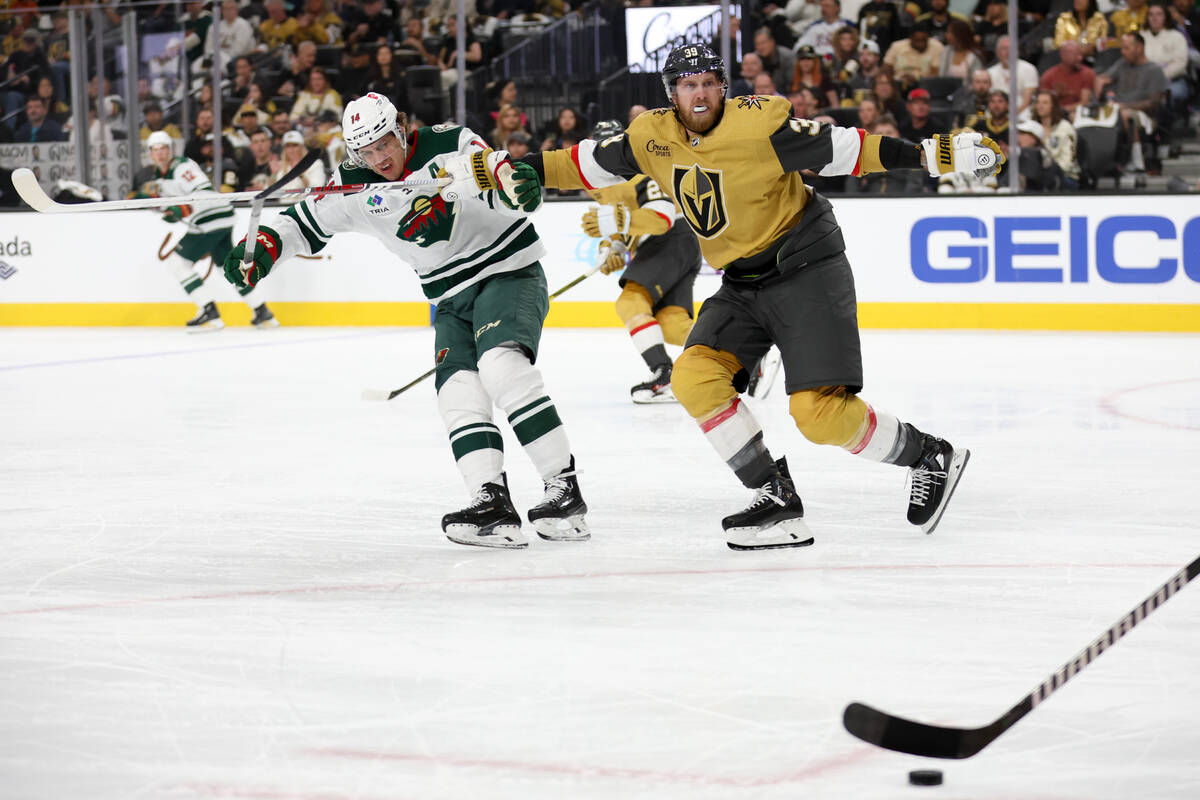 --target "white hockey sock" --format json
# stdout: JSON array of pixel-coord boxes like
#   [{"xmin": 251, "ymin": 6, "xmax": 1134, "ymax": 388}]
[
  {"xmin": 478, "ymin": 344, "xmax": 571, "ymax": 480},
  {"xmin": 165, "ymin": 253, "xmax": 214, "ymax": 306},
  {"xmin": 630, "ymin": 319, "xmax": 665, "ymax": 355},
  {"xmin": 438, "ymin": 370, "xmax": 504, "ymax": 490},
  {"xmin": 239, "ymin": 282, "xmax": 267, "ymax": 309},
  {"xmin": 700, "ymin": 398, "xmax": 774, "ymax": 487},
  {"xmin": 847, "ymin": 404, "xmax": 919, "ymax": 466}
]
